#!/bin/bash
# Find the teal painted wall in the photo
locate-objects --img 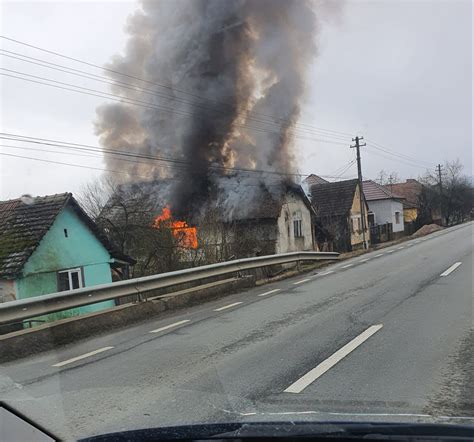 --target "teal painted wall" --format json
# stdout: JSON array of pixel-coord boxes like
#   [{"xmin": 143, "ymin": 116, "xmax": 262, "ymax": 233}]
[{"xmin": 15, "ymin": 206, "xmax": 115, "ymax": 323}]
